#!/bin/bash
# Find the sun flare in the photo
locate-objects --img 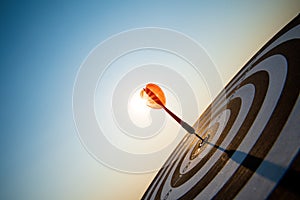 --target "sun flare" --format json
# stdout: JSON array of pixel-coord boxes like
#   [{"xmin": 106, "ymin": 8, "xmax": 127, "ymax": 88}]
[{"xmin": 128, "ymin": 88, "xmax": 152, "ymax": 128}]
